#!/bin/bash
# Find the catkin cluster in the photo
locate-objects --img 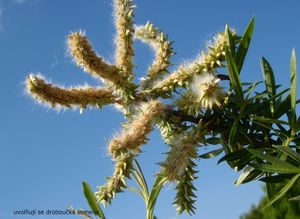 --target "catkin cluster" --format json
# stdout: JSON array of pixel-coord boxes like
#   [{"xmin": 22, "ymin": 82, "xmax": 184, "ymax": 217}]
[{"xmin": 25, "ymin": 0, "xmax": 242, "ymax": 215}]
